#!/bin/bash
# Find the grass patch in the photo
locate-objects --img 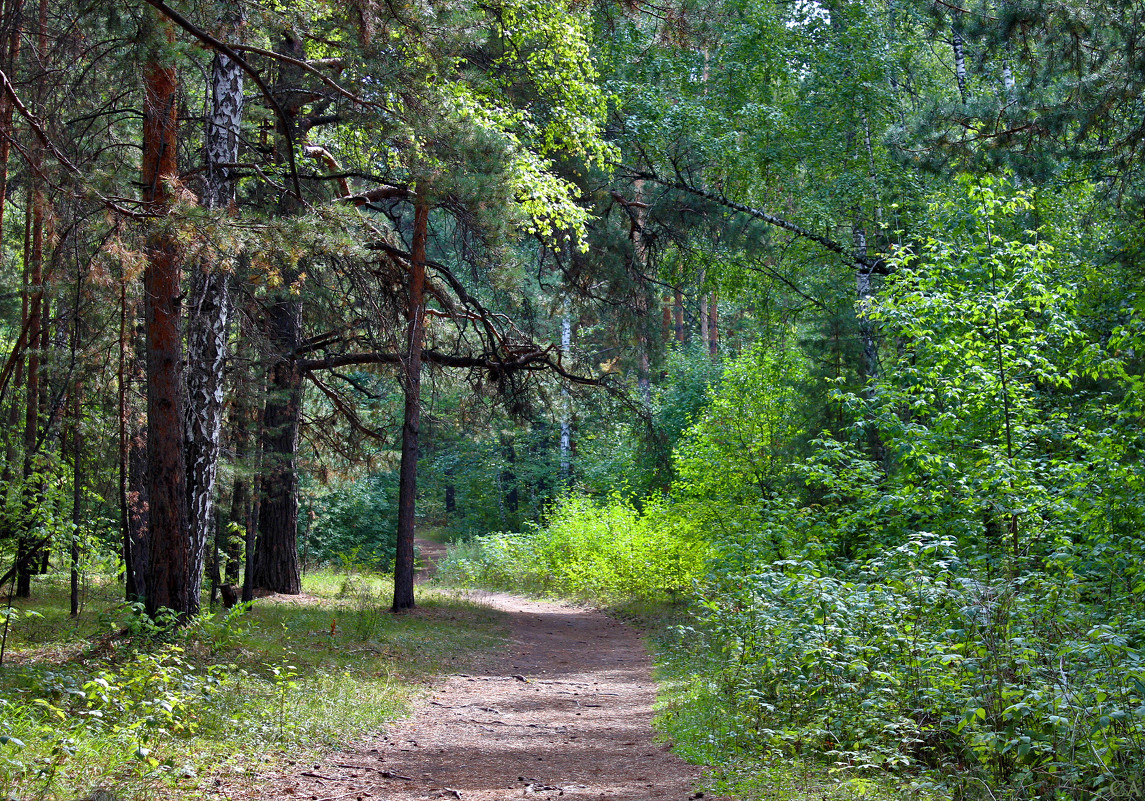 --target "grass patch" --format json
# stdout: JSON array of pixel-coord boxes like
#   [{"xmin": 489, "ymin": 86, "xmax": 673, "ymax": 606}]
[{"xmin": 0, "ymin": 568, "xmax": 506, "ymax": 801}]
